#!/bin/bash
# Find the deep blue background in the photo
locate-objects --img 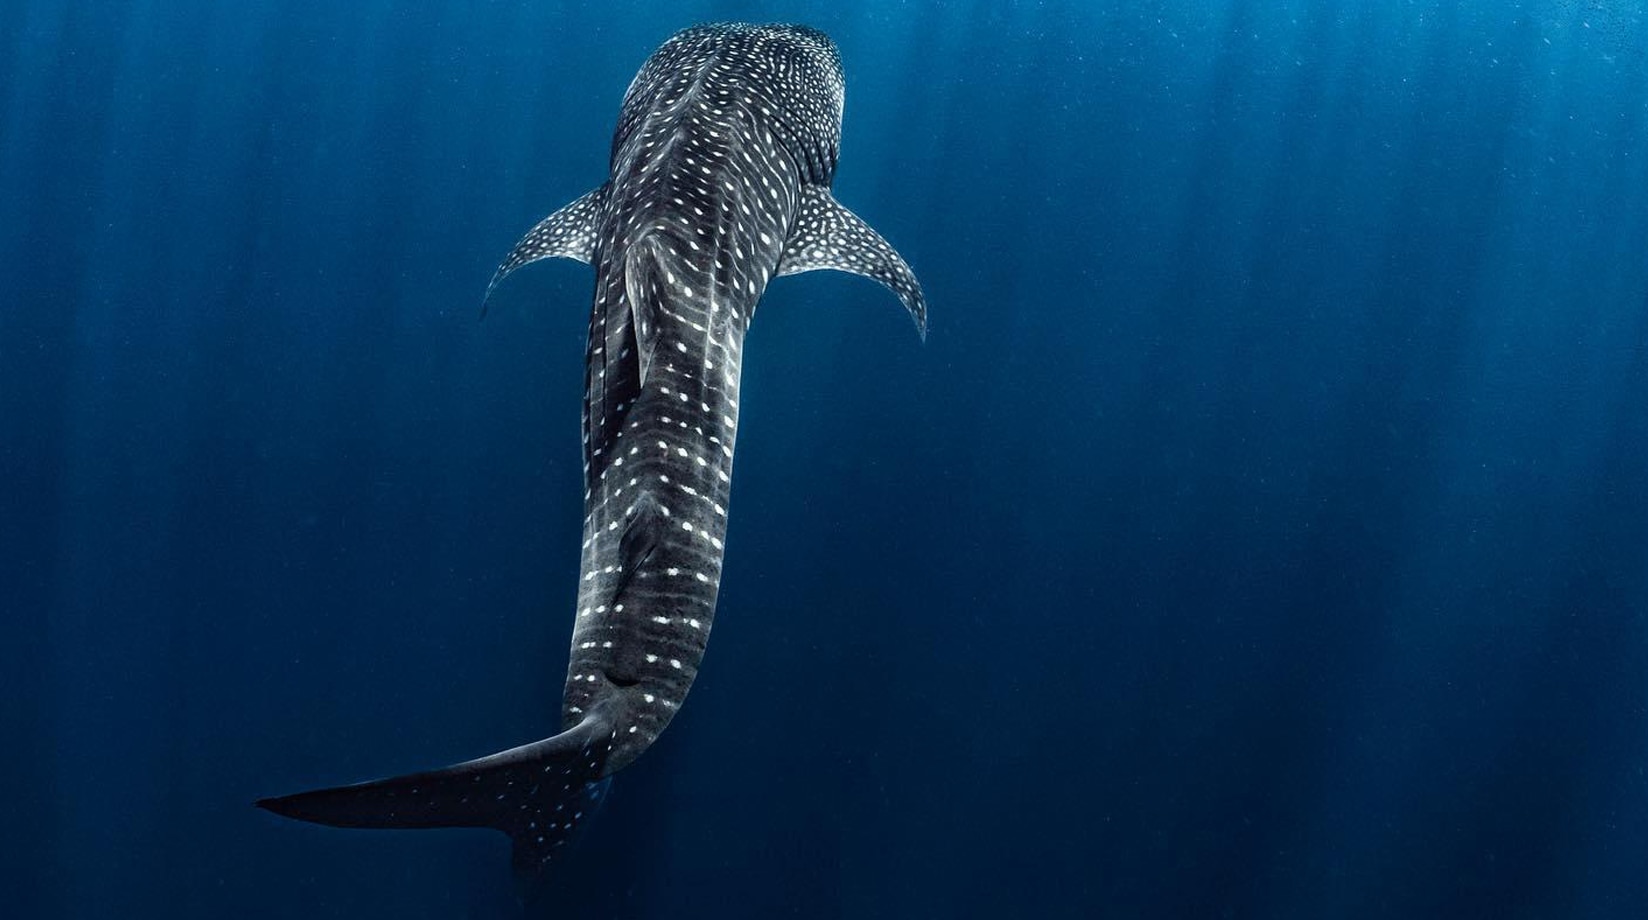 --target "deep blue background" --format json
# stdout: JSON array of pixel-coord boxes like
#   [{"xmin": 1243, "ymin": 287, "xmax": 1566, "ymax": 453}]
[{"xmin": 4, "ymin": 1, "xmax": 1646, "ymax": 917}]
